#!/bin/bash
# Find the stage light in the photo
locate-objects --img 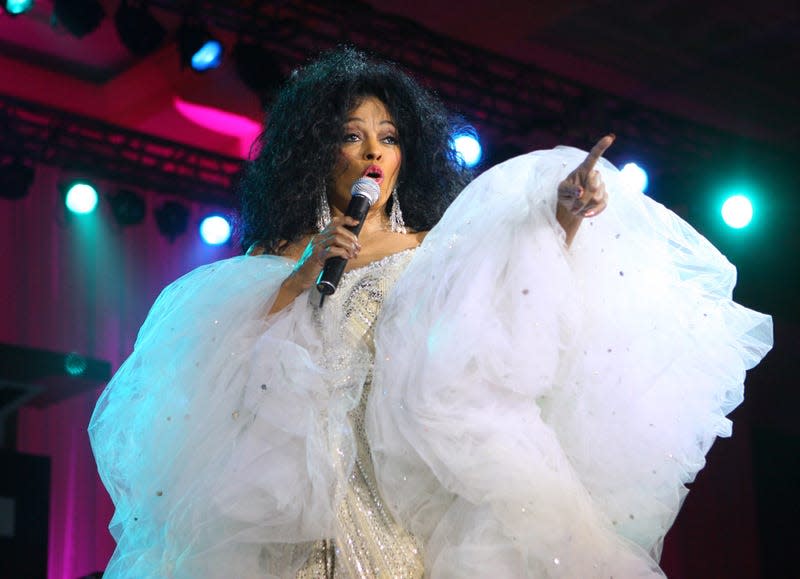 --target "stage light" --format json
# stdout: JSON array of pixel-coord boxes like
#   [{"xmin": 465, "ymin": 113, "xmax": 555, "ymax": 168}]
[
  {"xmin": 721, "ymin": 194, "xmax": 754, "ymax": 229},
  {"xmin": 5, "ymin": 0, "xmax": 34, "ymax": 16},
  {"xmin": 179, "ymin": 21, "xmax": 223, "ymax": 71},
  {"xmin": 114, "ymin": 0, "xmax": 165, "ymax": 57},
  {"xmin": 64, "ymin": 181, "xmax": 99, "ymax": 215},
  {"xmin": 233, "ymin": 41, "xmax": 284, "ymax": 101},
  {"xmin": 155, "ymin": 200, "xmax": 189, "ymax": 241},
  {"xmin": 64, "ymin": 352, "xmax": 88, "ymax": 377},
  {"xmin": 620, "ymin": 162, "xmax": 649, "ymax": 193},
  {"xmin": 0, "ymin": 158, "xmax": 34, "ymax": 200},
  {"xmin": 453, "ymin": 131, "xmax": 482, "ymax": 167},
  {"xmin": 109, "ymin": 189, "xmax": 146, "ymax": 226},
  {"xmin": 199, "ymin": 215, "xmax": 232, "ymax": 245},
  {"xmin": 53, "ymin": 0, "xmax": 105, "ymax": 38}
]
